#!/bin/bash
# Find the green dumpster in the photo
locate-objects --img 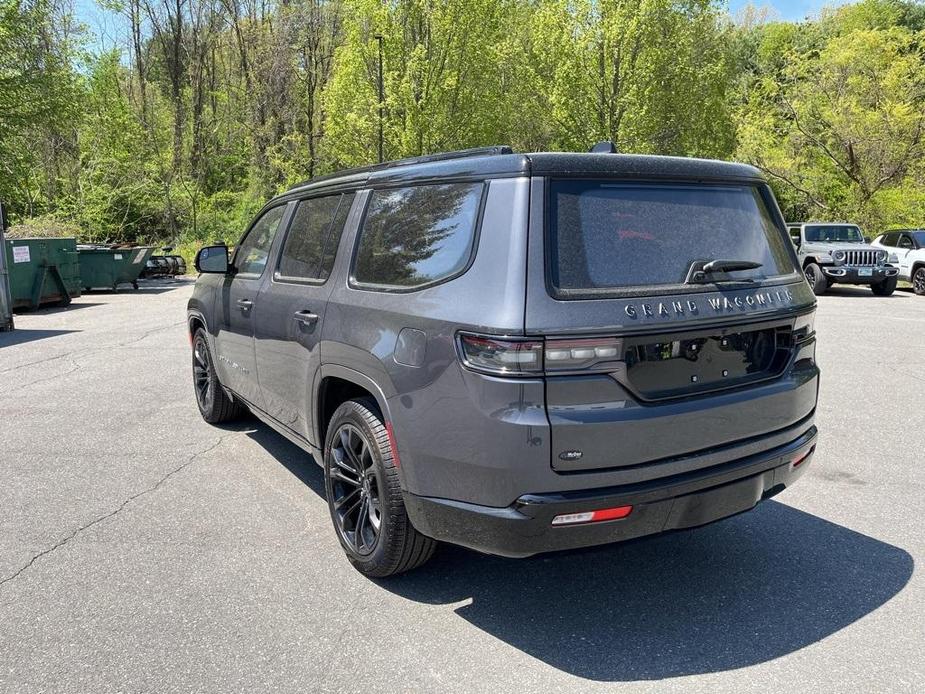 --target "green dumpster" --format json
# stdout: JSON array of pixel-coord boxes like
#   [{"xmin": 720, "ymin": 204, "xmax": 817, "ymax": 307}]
[
  {"xmin": 78, "ymin": 245, "xmax": 154, "ymax": 291},
  {"xmin": 3, "ymin": 237, "xmax": 81, "ymax": 311}
]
